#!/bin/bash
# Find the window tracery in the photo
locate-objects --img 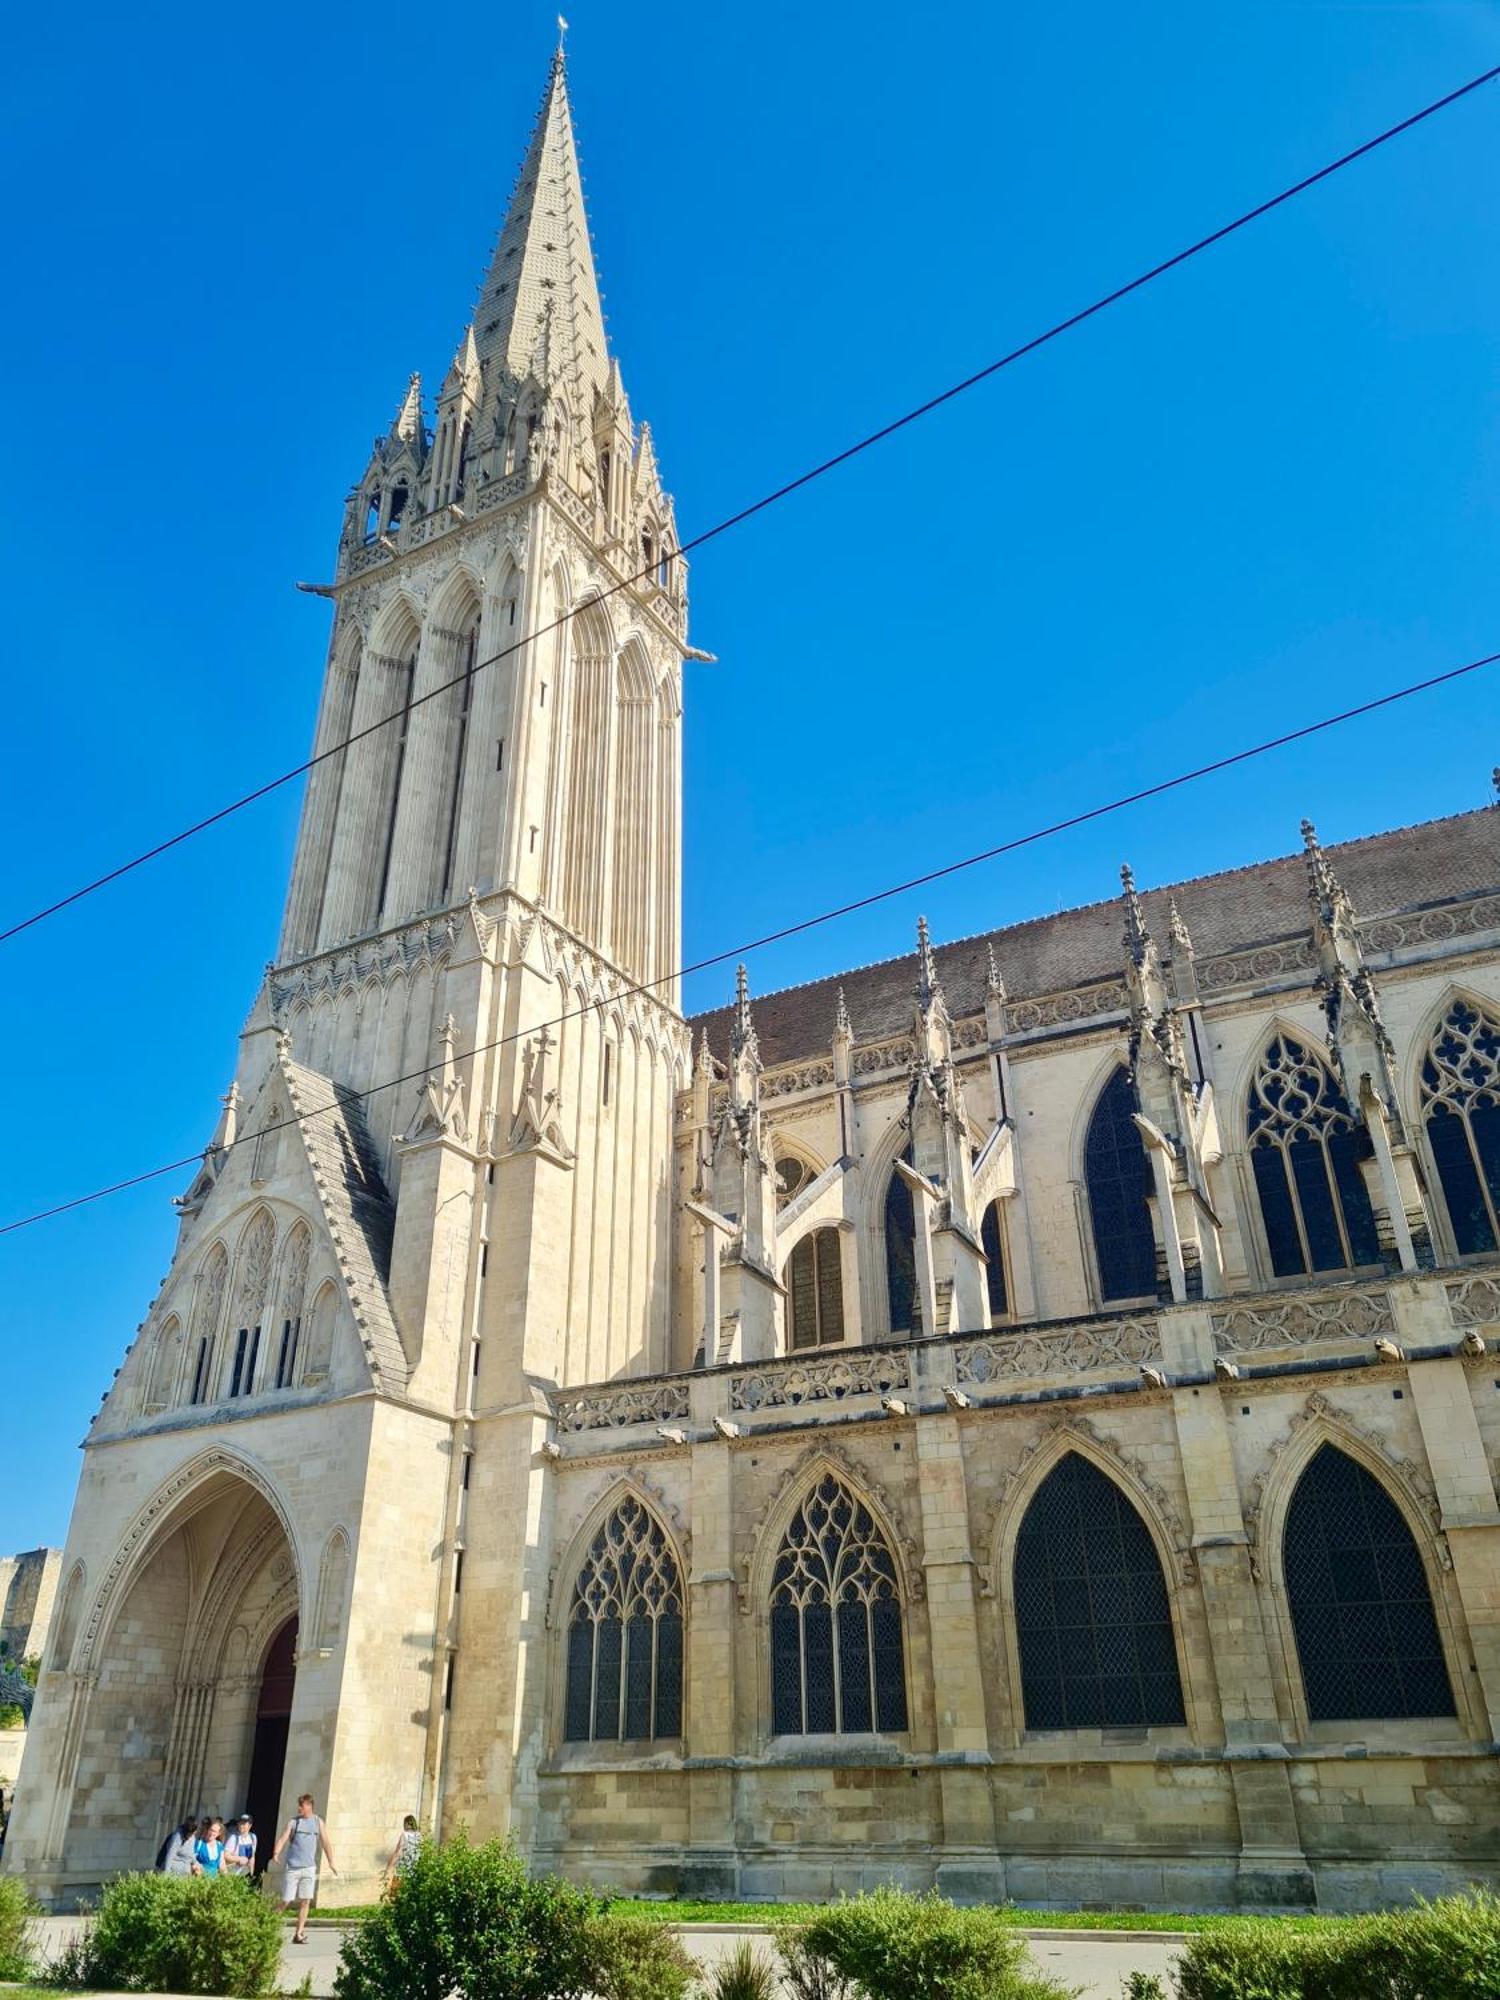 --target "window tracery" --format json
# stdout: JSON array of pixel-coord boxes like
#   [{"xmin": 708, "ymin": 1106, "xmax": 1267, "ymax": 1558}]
[
  {"xmin": 769, "ymin": 1474, "xmax": 907, "ymax": 1735},
  {"xmin": 564, "ymin": 1496, "xmax": 683, "ymax": 1743},
  {"xmin": 1246, "ymin": 1034, "xmax": 1378, "ymax": 1277},
  {"xmin": 1420, "ymin": 999, "xmax": 1500, "ymax": 1255},
  {"xmin": 1284, "ymin": 1443, "xmax": 1454, "ymax": 1721}
]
